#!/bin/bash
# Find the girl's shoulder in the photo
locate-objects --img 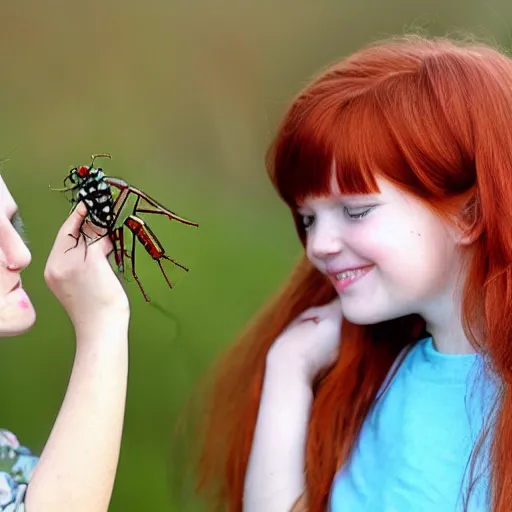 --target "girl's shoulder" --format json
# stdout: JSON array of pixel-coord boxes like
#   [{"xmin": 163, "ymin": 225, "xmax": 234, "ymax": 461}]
[{"xmin": 0, "ymin": 429, "xmax": 39, "ymax": 511}]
